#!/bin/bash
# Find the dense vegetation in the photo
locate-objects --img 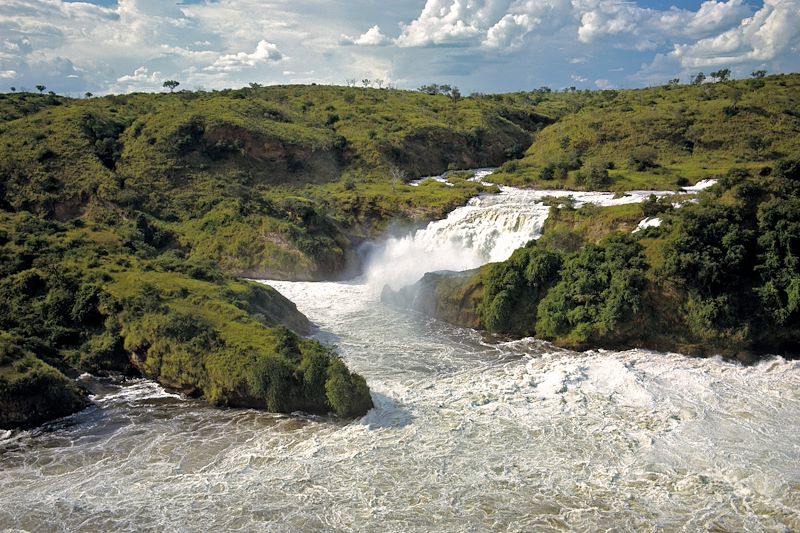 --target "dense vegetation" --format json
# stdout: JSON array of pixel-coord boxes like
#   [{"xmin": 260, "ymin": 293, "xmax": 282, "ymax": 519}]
[
  {"xmin": 0, "ymin": 211, "xmax": 372, "ymax": 428},
  {"xmin": 386, "ymin": 162, "xmax": 800, "ymax": 360}
]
